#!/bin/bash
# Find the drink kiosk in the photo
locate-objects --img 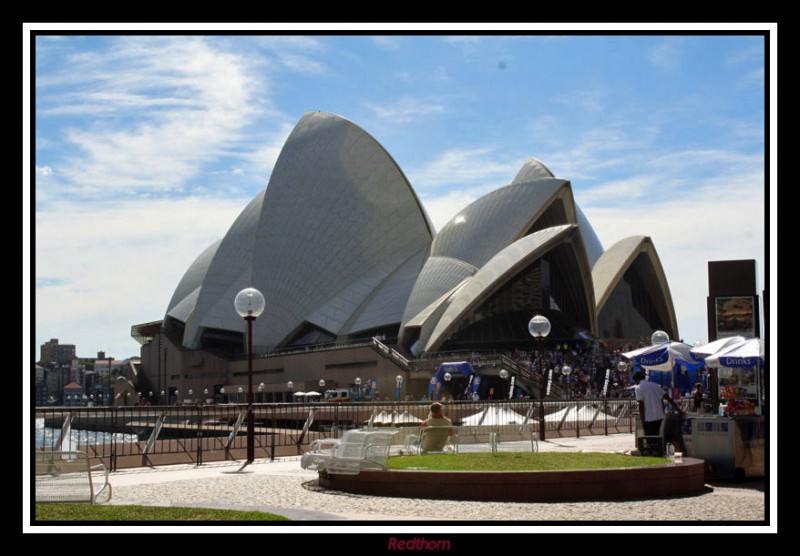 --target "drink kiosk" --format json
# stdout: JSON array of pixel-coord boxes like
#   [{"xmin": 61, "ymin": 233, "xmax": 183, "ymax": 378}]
[
  {"xmin": 626, "ymin": 336, "xmax": 766, "ymax": 480},
  {"xmin": 689, "ymin": 338, "xmax": 766, "ymax": 479}
]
